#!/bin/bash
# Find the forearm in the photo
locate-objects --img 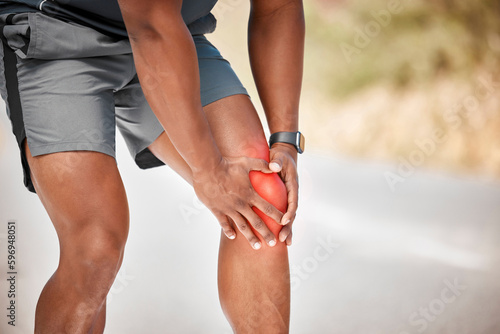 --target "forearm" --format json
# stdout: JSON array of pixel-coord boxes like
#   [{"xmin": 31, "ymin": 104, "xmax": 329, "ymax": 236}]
[
  {"xmin": 248, "ymin": 0, "xmax": 305, "ymax": 134},
  {"xmin": 120, "ymin": 2, "xmax": 221, "ymax": 175}
]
